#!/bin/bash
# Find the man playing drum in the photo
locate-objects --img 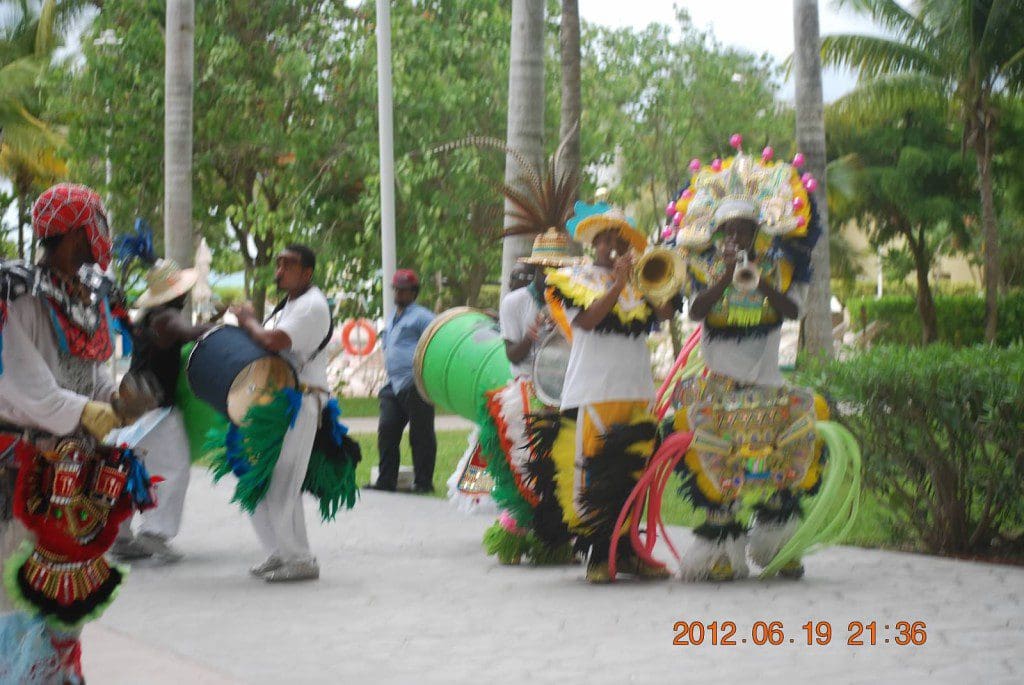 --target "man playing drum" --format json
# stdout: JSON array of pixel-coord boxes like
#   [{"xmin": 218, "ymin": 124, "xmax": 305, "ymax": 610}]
[
  {"xmin": 231, "ymin": 244, "xmax": 331, "ymax": 582},
  {"xmin": 481, "ymin": 228, "xmax": 580, "ymax": 566}
]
